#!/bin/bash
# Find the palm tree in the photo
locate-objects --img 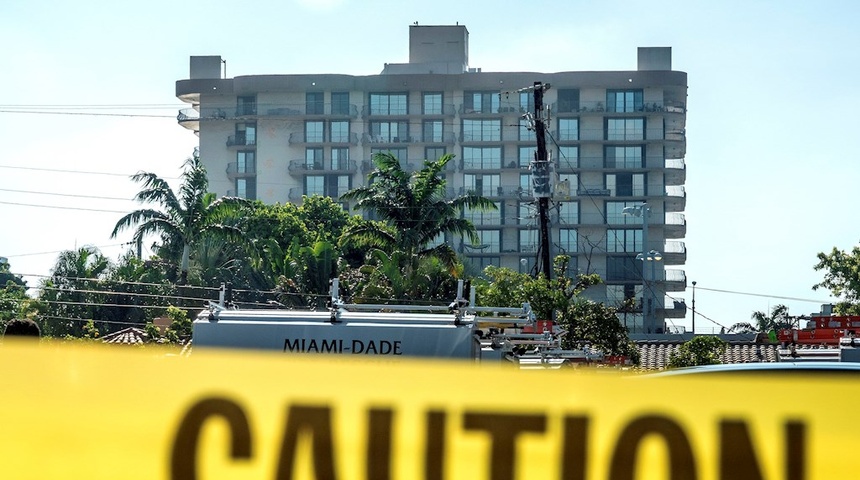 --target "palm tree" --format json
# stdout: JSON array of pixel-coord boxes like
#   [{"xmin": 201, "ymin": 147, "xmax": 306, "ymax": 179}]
[
  {"xmin": 340, "ymin": 152, "xmax": 495, "ymax": 271},
  {"xmin": 38, "ymin": 246, "xmax": 111, "ymax": 337},
  {"xmin": 111, "ymin": 151, "xmax": 250, "ymax": 284},
  {"xmin": 729, "ymin": 304, "xmax": 795, "ymax": 336}
]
